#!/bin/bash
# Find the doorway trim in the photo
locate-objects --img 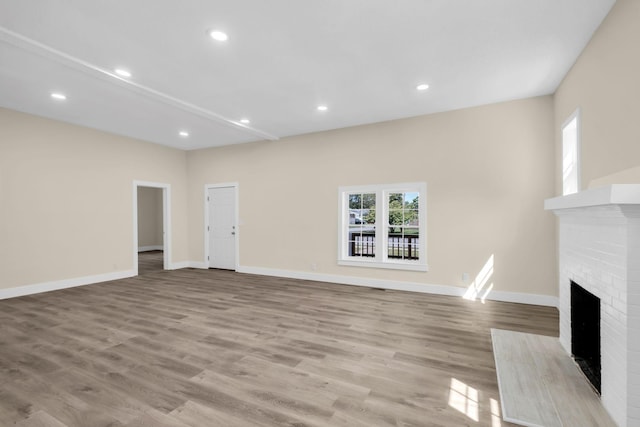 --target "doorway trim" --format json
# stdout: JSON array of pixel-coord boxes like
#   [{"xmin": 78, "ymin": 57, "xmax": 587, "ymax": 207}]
[
  {"xmin": 133, "ymin": 180, "xmax": 171, "ymax": 275},
  {"xmin": 204, "ymin": 182, "xmax": 239, "ymax": 271}
]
